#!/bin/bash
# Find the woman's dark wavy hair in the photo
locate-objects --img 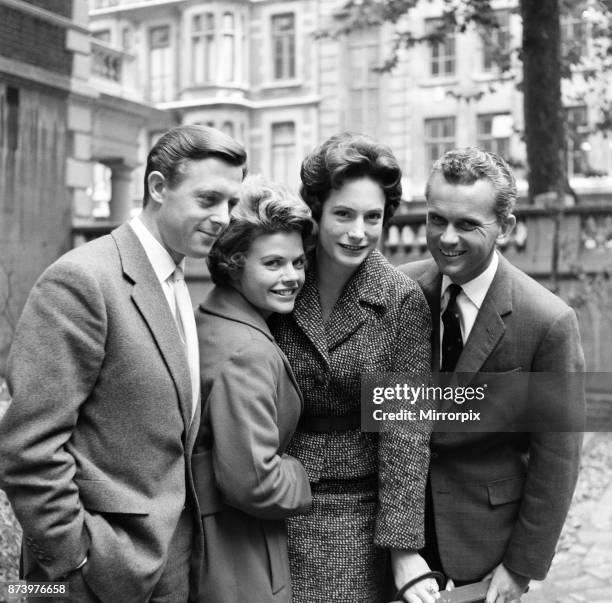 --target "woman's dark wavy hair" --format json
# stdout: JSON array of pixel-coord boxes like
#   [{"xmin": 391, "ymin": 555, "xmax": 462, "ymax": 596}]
[
  {"xmin": 299, "ymin": 132, "xmax": 403, "ymax": 226},
  {"xmin": 208, "ymin": 175, "xmax": 316, "ymax": 287}
]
